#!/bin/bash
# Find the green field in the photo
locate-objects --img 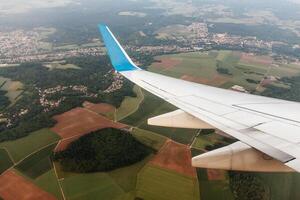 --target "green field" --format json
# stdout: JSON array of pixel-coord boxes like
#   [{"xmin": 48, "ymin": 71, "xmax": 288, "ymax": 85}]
[
  {"xmin": 0, "ymin": 76, "xmax": 23, "ymax": 104},
  {"xmin": 116, "ymin": 85, "xmax": 144, "ymax": 121},
  {"xmin": 122, "ymin": 90, "xmax": 198, "ymax": 144},
  {"xmin": 0, "ymin": 148, "xmax": 14, "ymax": 174},
  {"xmin": 0, "ymin": 128, "xmax": 61, "ymax": 162},
  {"xmin": 131, "ymin": 128, "xmax": 167, "ymax": 151},
  {"xmin": 108, "ymin": 155, "xmax": 153, "ymax": 192},
  {"xmin": 55, "ymin": 156, "xmax": 151, "ymax": 200},
  {"xmin": 256, "ymin": 173, "xmax": 300, "ymax": 200},
  {"xmin": 149, "ymin": 52, "xmax": 217, "ymax": 79},
  {"xmin": 148, "ymin": 51, "xmax": 300, "ymax": 92},
  {"xmin": 34, "ymin": 169, "xmax": 64, "ymax": 200},
  {"xmin": 53, "ymin": 125, "xmax": 201, "ymax": 200},
  {"xmin": 61, "ymin": 173, "xmax": 124, "ymax": 200},
  {"xmin": 192, "ymin": 132, "xmax": 230, "ymax": 150},
  {"xmin": 195, "ymin": 168, "xmax": 233, "ymax": 200},
  {"xmin": 192, "ymin": 137, "xmax": 214, "ymax": 150},
  {"xmin": 15, "ymin": 143, "xmax": 57, "ymax": 179},
  {"xmin": 136, "ymin": 165, "xmax": 200, "ymax": 200}
]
